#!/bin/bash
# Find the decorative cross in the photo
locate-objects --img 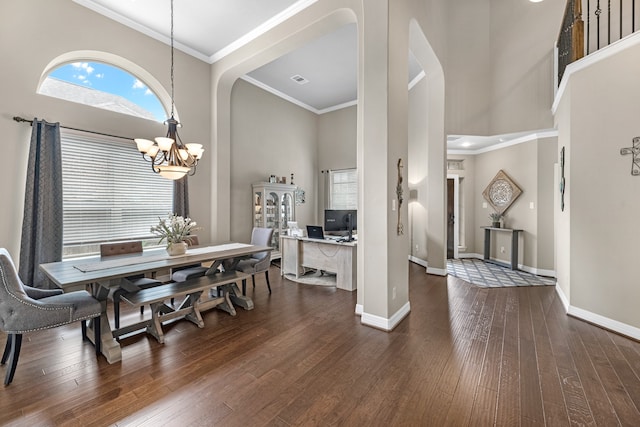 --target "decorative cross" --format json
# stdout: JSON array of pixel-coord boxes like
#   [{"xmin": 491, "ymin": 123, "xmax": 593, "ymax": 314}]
[
  {"xmin": 396, "ymin": 158, "xmax": 404, "ymax": 235},
  {"xmin": 620, "ymin": 137, "xmax": 640, "ymax": 176}
]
